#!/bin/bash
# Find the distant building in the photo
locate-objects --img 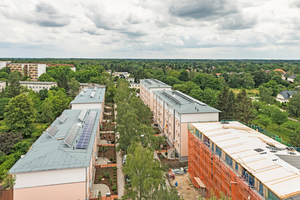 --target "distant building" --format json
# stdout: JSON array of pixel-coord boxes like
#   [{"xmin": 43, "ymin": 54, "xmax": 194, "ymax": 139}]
[
  {"xmin": 276, "ymin": 90, "xmax": 296, "ymax": 103},
  {"xmin": 10, "ymin": 109, "xmax": 102, "ymax": 200},
  {"xmin": 20, "ymin": 81, "xmax": 57, "ymax": 92},
  {"xmin": 0, "ymin": 81, "xmax": 6, "ymax": 92},
  {"xmin": 129, "ymin": 83, "xmax": 139, "ymax": 89},
  {"xmin": 0, "ymin": 61, "xmax": 11, "ymax": 69},
  {"xmin": 46, "ymin": 64, "xmax": 76, "ymax": 72},
  {"xmin": 79, "ymin": 83, "xmax": 105, "ymax": 92},
  {"xmin": 112, "ymin": 72, "xmax": 130, "ymax": 78},
  {"xmin": 287, "ymin": 74, "xmax": 297, "ymax": 83},
  {"xmin": 7, "ymin": 63, "xmax": 46, "ymax": 81},
  {"xmin": 126, "ymin": 78, "xmax": 135, "ymax": 83}
]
